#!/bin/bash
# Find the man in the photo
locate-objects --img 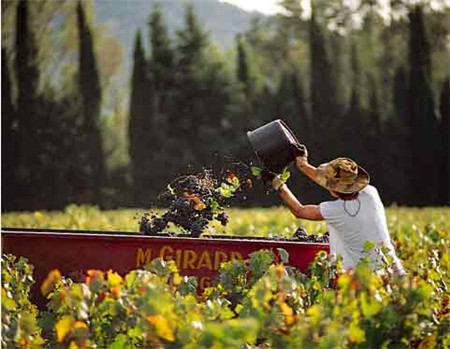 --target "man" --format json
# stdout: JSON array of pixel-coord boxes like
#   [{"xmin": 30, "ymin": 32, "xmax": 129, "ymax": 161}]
[{"xmin": 270, "ymin": 147, "xmax": 405, "ymax": 275}]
